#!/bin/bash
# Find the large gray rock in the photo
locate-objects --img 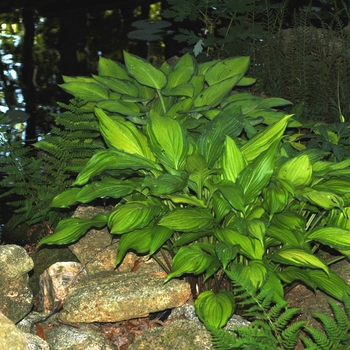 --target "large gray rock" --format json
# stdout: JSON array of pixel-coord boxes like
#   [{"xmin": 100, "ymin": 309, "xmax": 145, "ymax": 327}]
[
  {"xmin": 0, "ymin": 245, "xmax": 34, "ymax": 322},
  {"xmin": 60, "ymin": 271, "xmax": 191, "ymax": 323},
  {"xmin": 129, "ymin": 319, "xmax": 214, "ymax": 350},
  {"xmin": 0, "ymin": 311, "xmax": 27, "ymax": 350},
  {"xmin": 44, "ymin": 324, "xmax": 114, "ymax": 350}
]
